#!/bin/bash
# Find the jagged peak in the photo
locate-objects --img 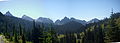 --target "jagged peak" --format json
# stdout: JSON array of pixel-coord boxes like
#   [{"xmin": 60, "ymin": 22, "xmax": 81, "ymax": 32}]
[
  {"xmin": 37, "ymin": 17, "xmax": 53, "ymax": 23},
  {"xmin": 70, "ymin": 17, "xmax": 76, "ymax": 20},
  {"xmin": 6, "ymin": 11, "xmax": 11, "ymax": 14},
  {"xmin": 87, "ymin": 18, "xmax": 99, "ymax": 23},
  {"xmin": 64, "ymin": 16, "xmax": 69, "ymax": 19},
  {"xmin": 38, "ymin": 17, "xmax": 51, "ymax": 20},
  {"xmin": 56, "ymin": 19, "xmax": 60, "ymax": 21},
  {"xmin": 91, "ymin": 18, "xmax": 99, "ymax": 21},
  {"xmin": 22, "ymin": 15, "xmax": 30, "ymax": 18},
  {"xmin": 4, "ymin": 11, "xmax": 13, "ymax": 16},
  {"xmin": 55, "ymin": 19, "xmax": 61, "ymax": 22},
  {"xmin": 22, "ymin": 15, "xmax": 34, "ymax": 21},
  {"xmin": 22, "ymin": 15, "xmax": 29, "ymax": 17},
  {"xmin": 6, "ymin": 11, "xmax": 10, "ymax": 13}
]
